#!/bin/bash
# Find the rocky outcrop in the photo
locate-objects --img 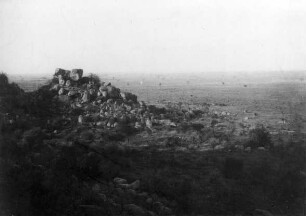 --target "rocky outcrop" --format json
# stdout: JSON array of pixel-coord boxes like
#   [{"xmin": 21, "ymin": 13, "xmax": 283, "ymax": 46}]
[{"xmin": 48, "ymin": 68, "xmax": 183, "ymax": 132}]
